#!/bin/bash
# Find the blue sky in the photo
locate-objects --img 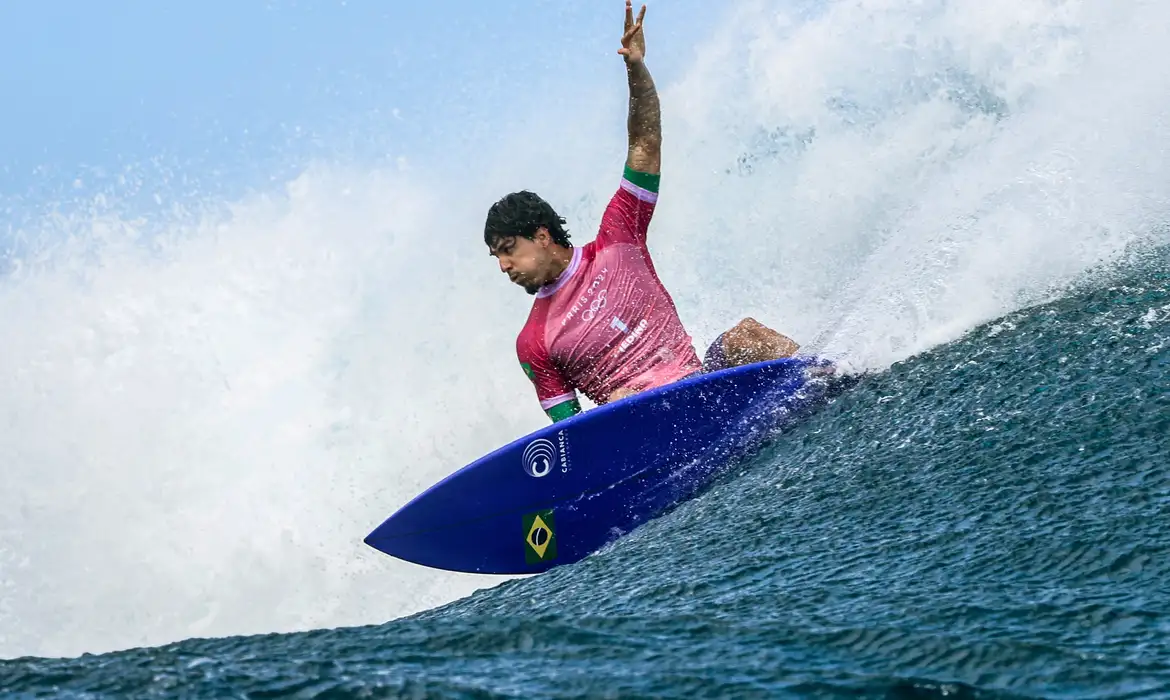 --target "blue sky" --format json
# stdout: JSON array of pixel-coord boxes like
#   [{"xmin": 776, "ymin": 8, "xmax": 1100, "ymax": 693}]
[{"xmin": 0, "ymin": 0, "xmax": 721, "ymax": 210}]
